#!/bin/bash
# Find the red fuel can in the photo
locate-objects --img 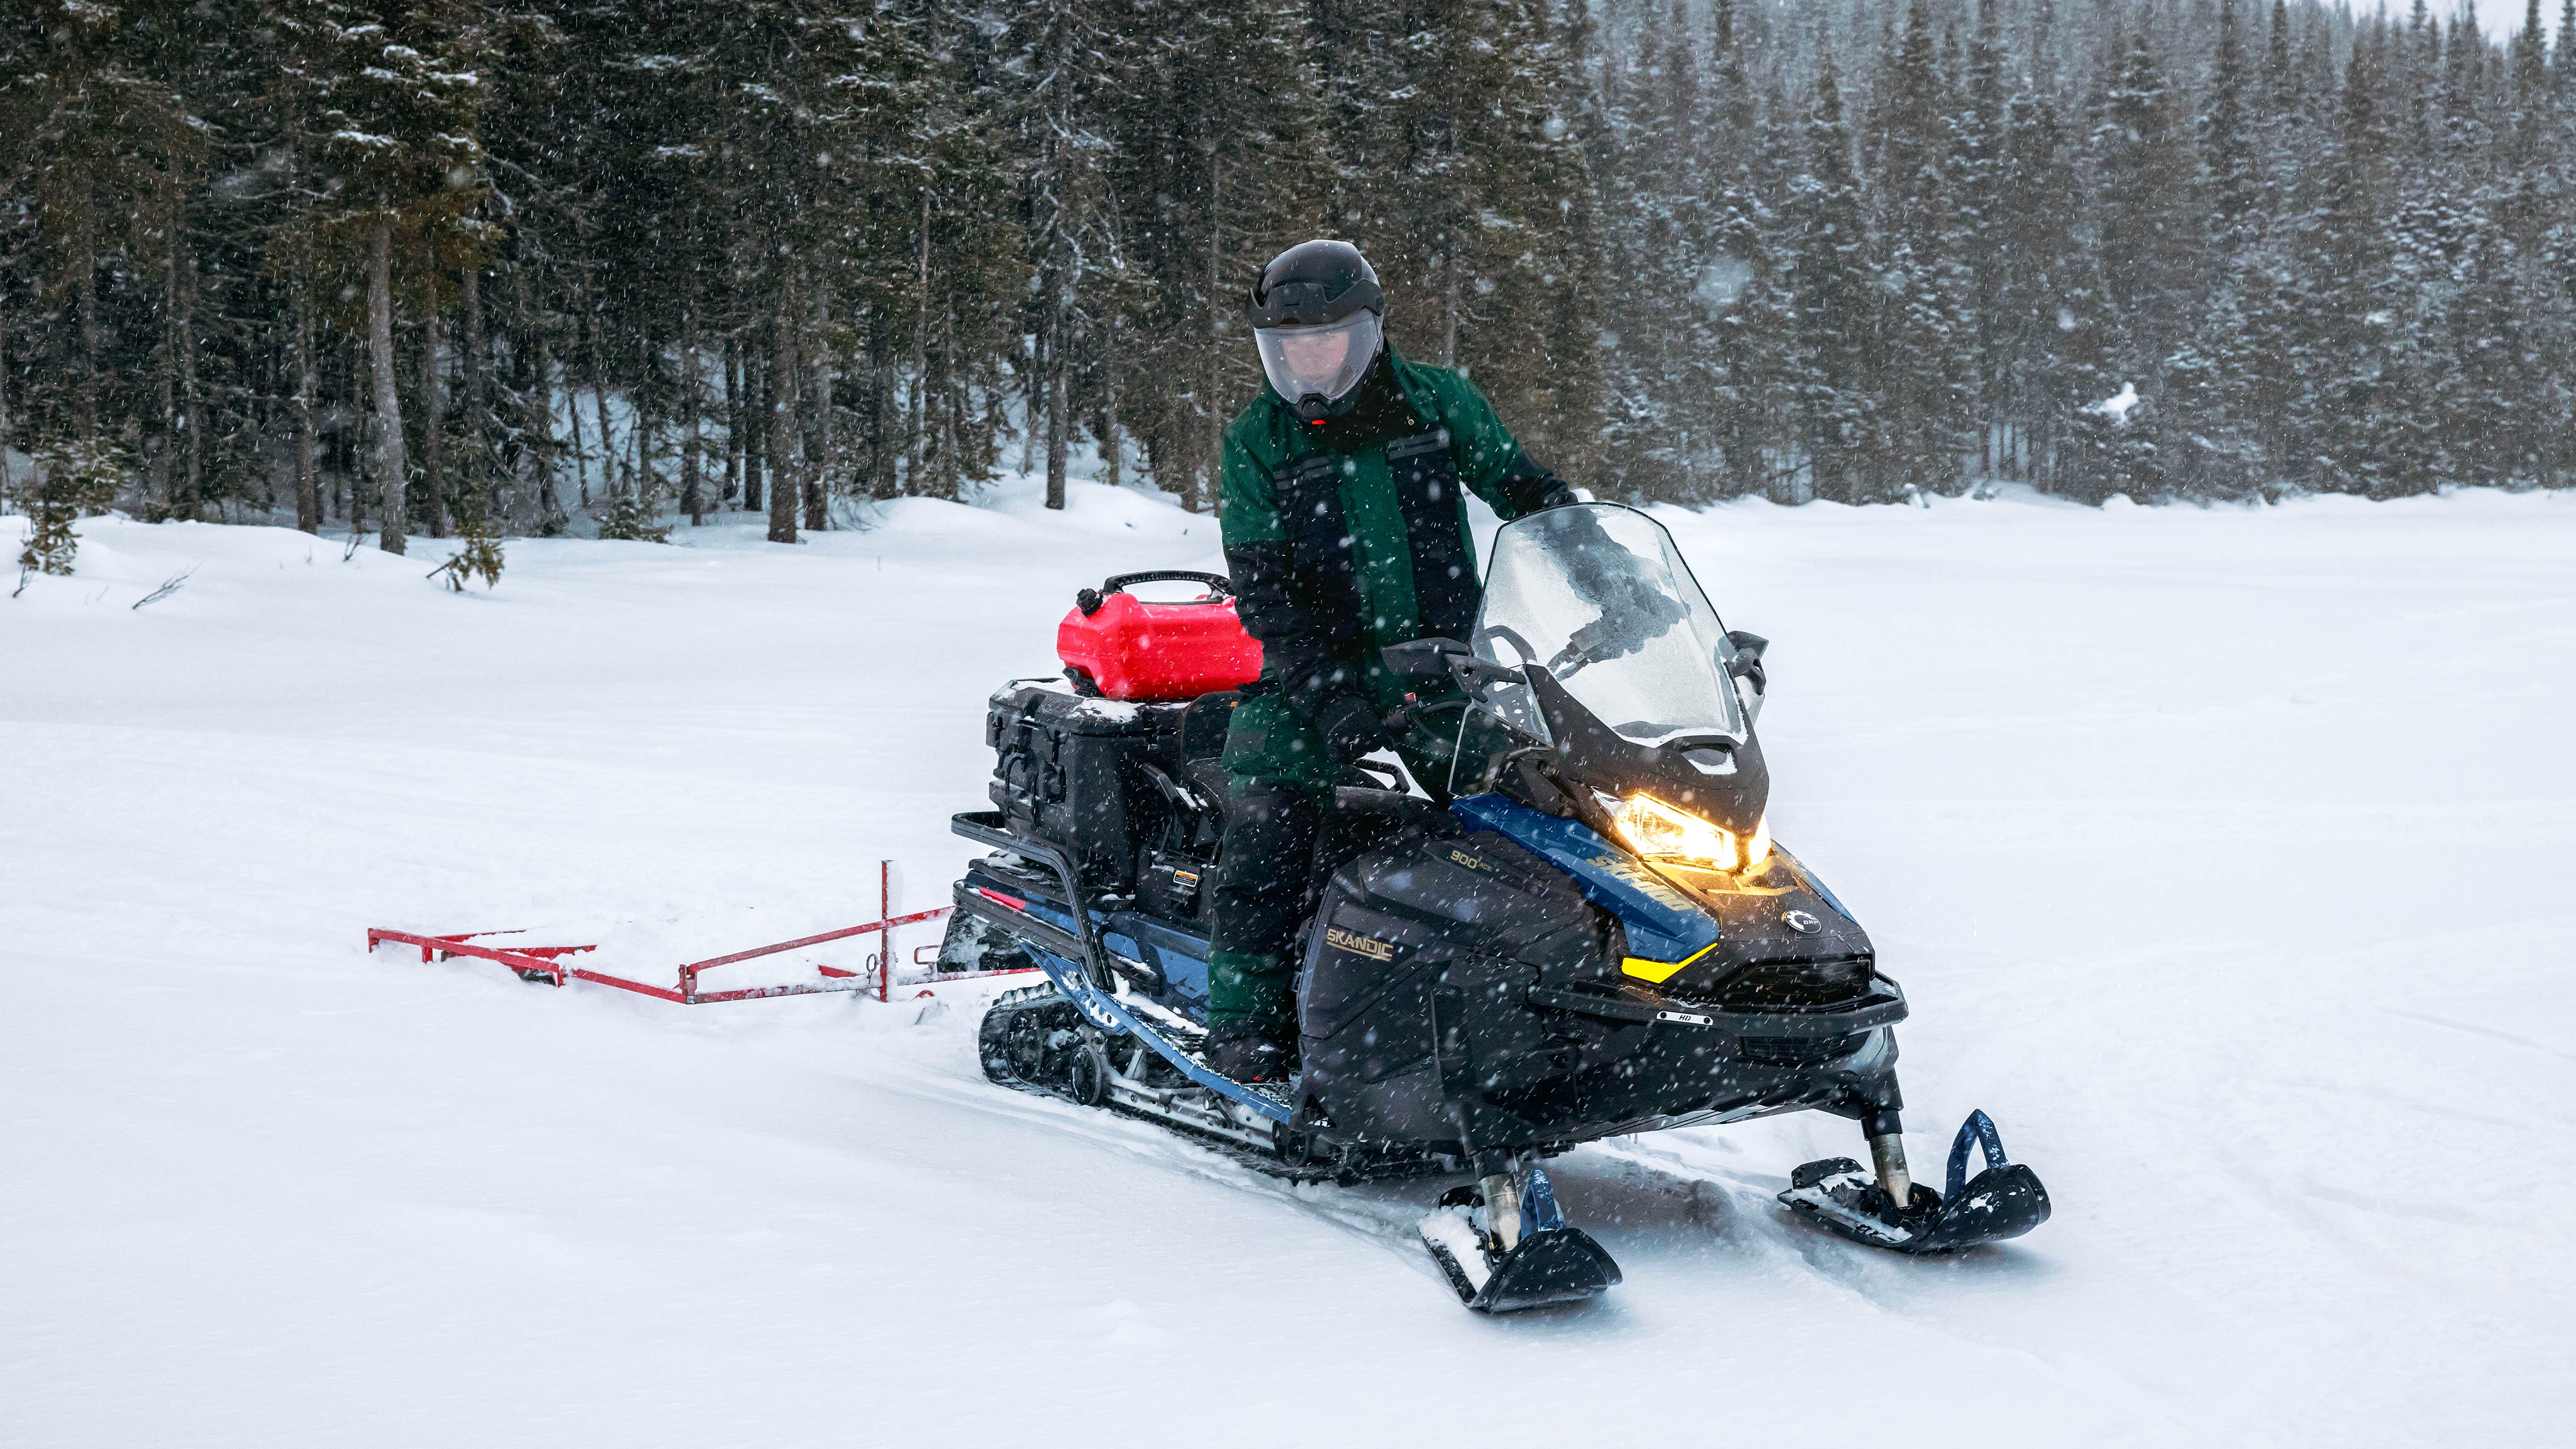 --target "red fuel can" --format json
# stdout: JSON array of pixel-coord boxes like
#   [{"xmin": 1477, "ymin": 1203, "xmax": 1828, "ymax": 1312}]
[{"xmin": 1056, "ymin": 571, "xmax": 1263, "ymax": 701}]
